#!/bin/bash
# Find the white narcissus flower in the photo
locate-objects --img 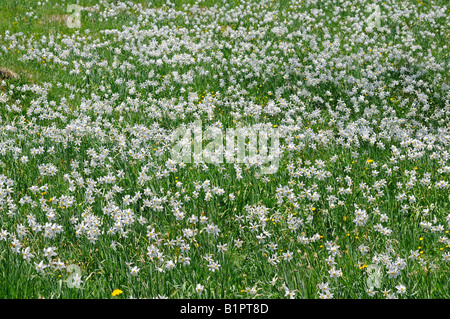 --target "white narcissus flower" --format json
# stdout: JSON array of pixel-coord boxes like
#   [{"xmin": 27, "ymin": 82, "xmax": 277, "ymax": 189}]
[
  {"xmin": 0, "ymin": 0, "xmax": 447, "ymax": 300},
  {"xmin": 395, "ymin": 284, "xmax": 406, "ymax": 295},
  {"xmin": 130, "ymin": 266, "xmax": 140, "ymax": 276},
  {"xmin": 35, "ymin": 260, "xmax": 47, "ymax": 273},
  {"xmin": 195, "ymin": 284, "xmax": 204, "ymax": 293}
]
